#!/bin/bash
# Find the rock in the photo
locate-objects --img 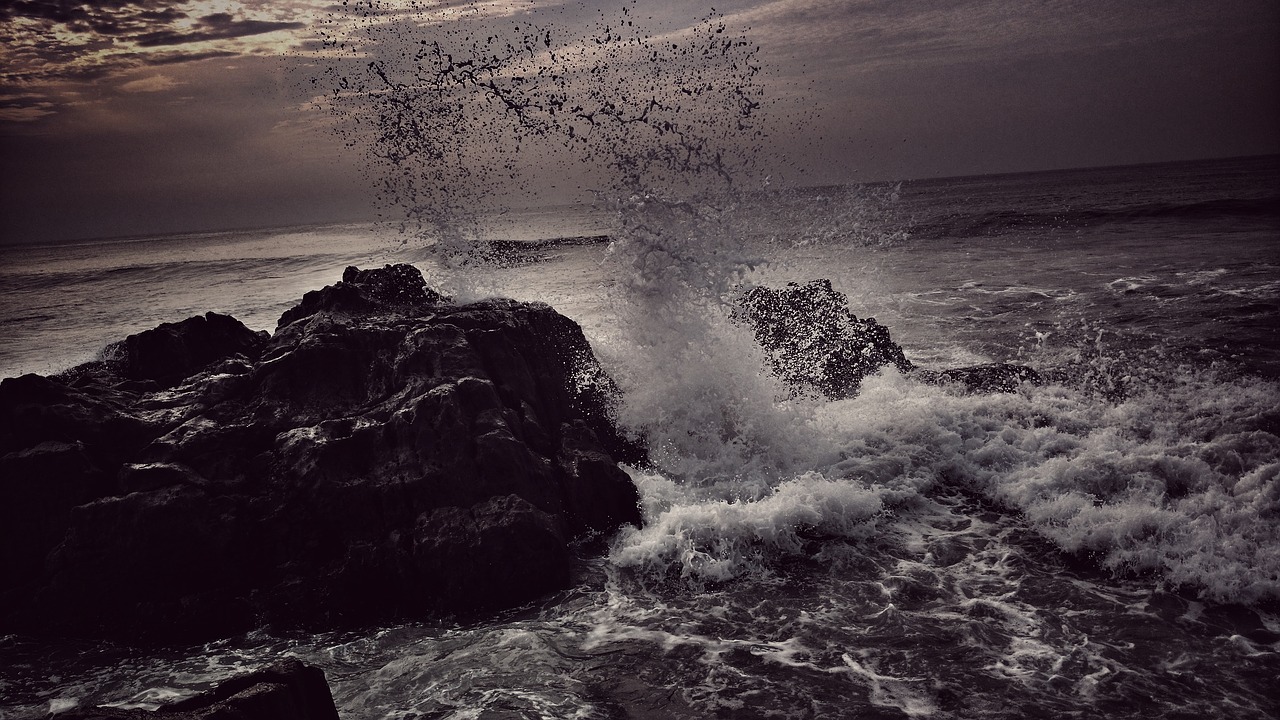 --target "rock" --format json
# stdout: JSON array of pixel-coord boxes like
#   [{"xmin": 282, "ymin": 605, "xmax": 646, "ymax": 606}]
[
  {"xmin": 735, "ymin": 280, "xmax": 1041, "ymax": 398},
  {"xmin": 276, "ymin": 263, "xmax": 447, "ymax": 328},
  {"xmin": 102, "ymin": 312, "xmax": 269, "ymax": 388},
  {"xmin": 51, "ymin": 658, "xmax": 340, "ymax": 720},
  {"xmin": 0, "ymin": 374, "xmax": 150, "ymax": 597},
  {"xmin": 734, "ymin": 279, "xmax": 914, "ymax": 399},
  {"xmin": 1, "ymin": 264, "xmax": 642, "ymax": 642},
  {"xmin": 915, "ymin": 363, "xmax": 1043, "ymax": 394}
]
